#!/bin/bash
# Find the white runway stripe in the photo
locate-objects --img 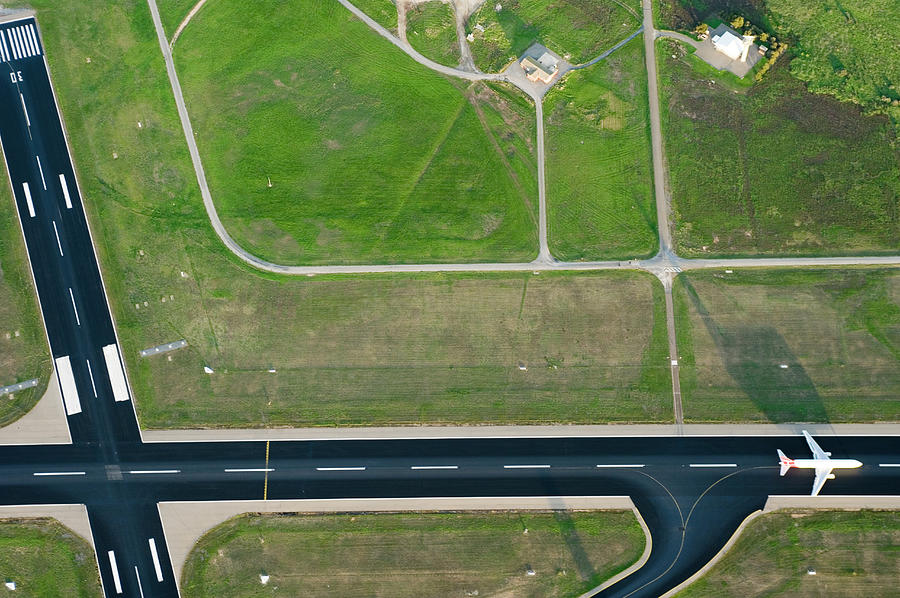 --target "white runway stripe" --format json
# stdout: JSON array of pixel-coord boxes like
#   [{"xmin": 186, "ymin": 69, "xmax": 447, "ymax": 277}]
[
  {"xmin": 7, "ymin": 28, "xmax": 18, "ymax": 59},
  {"xmin": 108, "ymin": 551, "xmax": 123, "ymax": 594},
  {"xmin": 0, "ymin": 30, "xmax": 8, "ymax": 61},
  {"xmin": 148, "ymin": 538, "xmax": 164, "ymax": 582},
  {"xmin": 22, "ymin": 182, "xmax": 34, "ymax": 217},
  {"xmin": 102, "ymin": 343, "xmax": 131, "ymax": 402},
  {"xmin": 28, "ymin": 24, "xmax": 40, "ymax": 55},
  {"xmin": 59, "ymin": 173, "xmax": 72, "ymax": 208},
  {"xmin": 11, "ymin": 27, "xmax": 22, "ymax": 58},
  {"xmin": 55, "ymin": 355, "xmax": 82, "ymax": 415},
  {"xmin": 21, "ymin": 25, "xmax": 35, "ymax": 55}
]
